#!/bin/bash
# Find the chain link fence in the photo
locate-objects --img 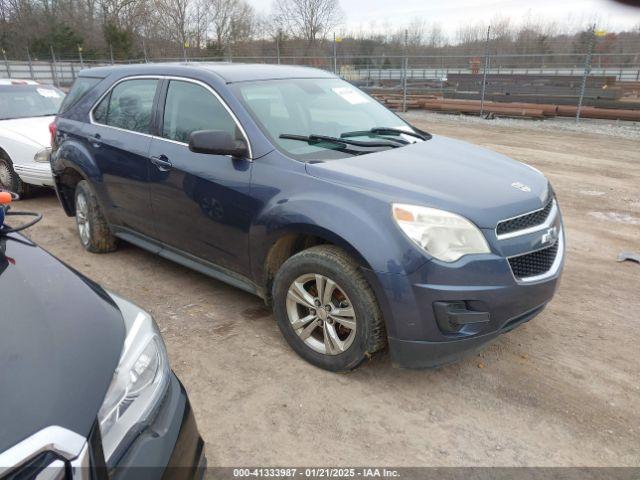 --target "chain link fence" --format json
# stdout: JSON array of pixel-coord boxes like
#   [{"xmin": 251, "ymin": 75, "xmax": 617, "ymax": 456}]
[{"xmin": 2, "ymin": 48, "xmax": 639, "ymax": 122}]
